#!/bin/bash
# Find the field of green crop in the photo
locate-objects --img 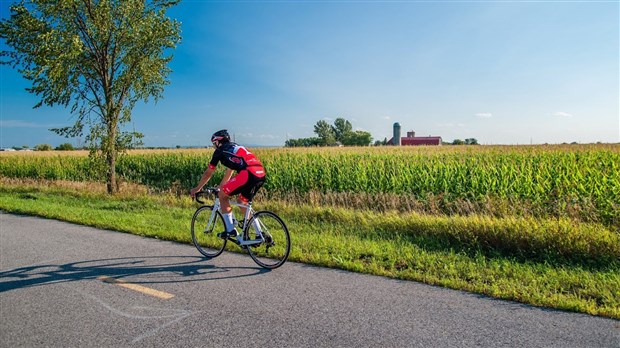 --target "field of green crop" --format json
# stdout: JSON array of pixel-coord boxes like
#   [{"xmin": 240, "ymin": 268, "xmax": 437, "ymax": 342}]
[{"xmin": 1, "ymin": 144, "xmax": 618, "ymax": 229}]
